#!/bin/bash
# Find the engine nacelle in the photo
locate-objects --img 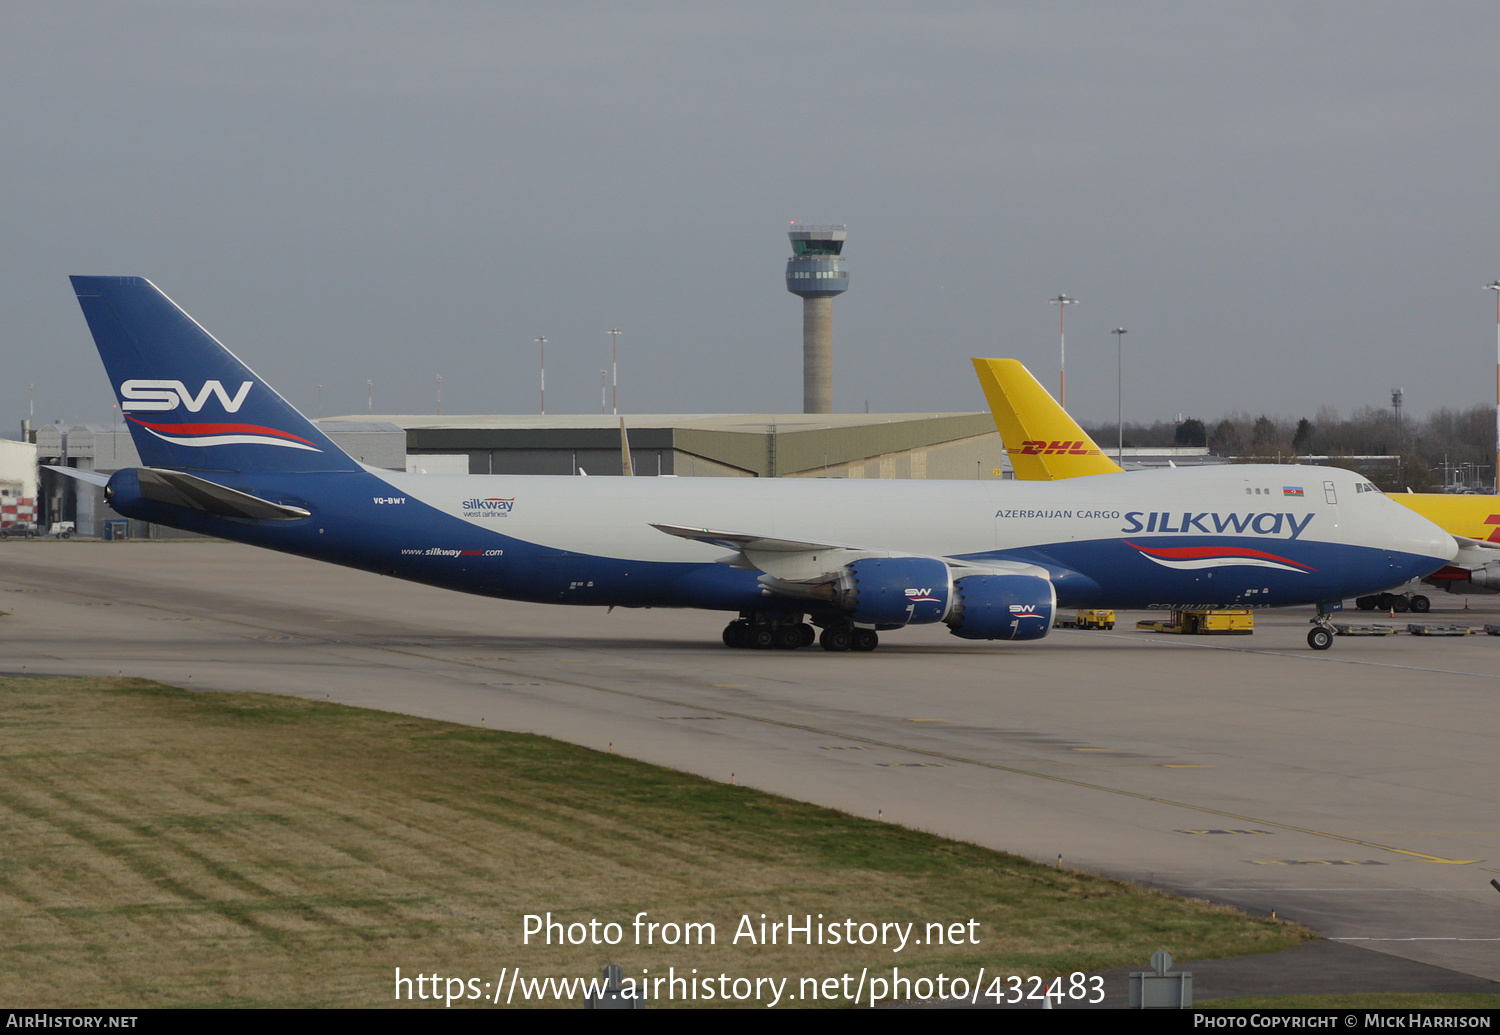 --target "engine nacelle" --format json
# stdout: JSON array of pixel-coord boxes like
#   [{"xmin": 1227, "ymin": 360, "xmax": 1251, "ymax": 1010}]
[
  {"xmin": 839, "ymin": 557, "xmax": 953, "ymax": 627},
  {"xmin": 1467, "ymin": 563, "xmax": 1500, "ymax": 591},
  {"xmin": 945, "ymin": 574, "xmax": 1056, "ymax": 641}
]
